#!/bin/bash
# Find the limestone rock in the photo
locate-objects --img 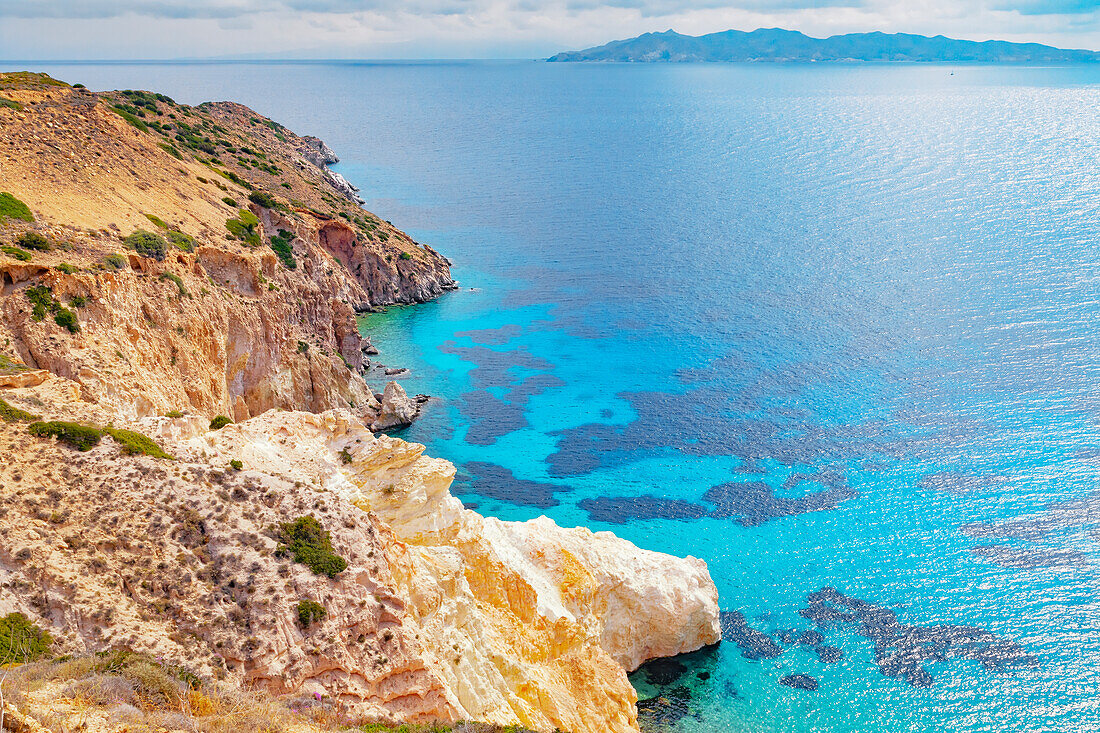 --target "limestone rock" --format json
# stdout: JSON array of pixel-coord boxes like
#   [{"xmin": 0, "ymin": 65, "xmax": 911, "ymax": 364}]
[{"xmin": 371, "ymin": 381, "xmax": 418, "ymax": 433}]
